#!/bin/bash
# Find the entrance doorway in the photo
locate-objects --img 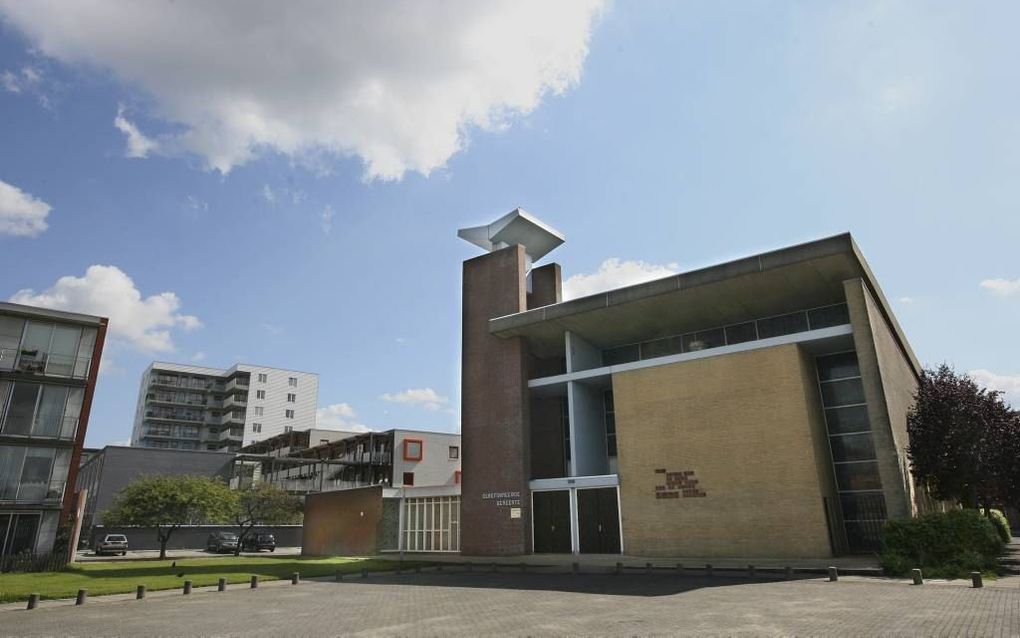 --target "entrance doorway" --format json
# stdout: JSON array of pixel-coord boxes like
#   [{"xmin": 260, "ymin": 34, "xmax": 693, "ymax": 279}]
[
  {"xmin": 577, "ymin": 488, "xmax": 621, "ymax": 554},
  {"xmin": 532, "ymin": 490, "xmax": 571, "ymax": 553}
]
